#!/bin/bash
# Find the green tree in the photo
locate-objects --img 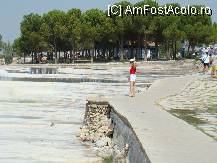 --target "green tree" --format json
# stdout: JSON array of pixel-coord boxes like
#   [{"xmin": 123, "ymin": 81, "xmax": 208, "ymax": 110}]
[
  {"xmin": 111, "ymin": 1, "xmax": 133, "ymax": 61},
  {"xmin": 13, "ymin": 37, "xmax": 23, "ymax": 57},
  {"xmin": 2, "ymin": 42, "xmax": 13, "ymax": 64},
  {"xmin": 40, "ymin": 10, "xmax": 68, "ymax": 63},
  {"xmin": 66, "ymin": 8, "xmax": 82, "ymax": 62},
  {"xmin": 151, "ymin": 3, "xmax": 183, "ymax": 59},
  {"xmin": 204, "ymin": 22, "xmax": 217, "ymax": 45},
  {"xmin": 163, "ymin": 22, "xmax": 185, "ymax": 59},
  {"xmin": 13, "ymin": 1, "xmax": 217, "ymax": 63},
  {"xmin": 95, "ymin": 11, "xmax": 115, "ymax": 61},
  {"xmin": 80, "ymin": 9, "xmax": 108, "ymax": 62},
  {"xmin": 133, "ymin": 0, "xmax": 159, "ymax": 60},
  {"xmin": 0, "ymin": 34, "xmax": 3, "ymax": 48},
  {"xmin": 181, "ymin": 5, "xmax": 212, "ymax": 57},
  {"xmin": 20, "ymin": 13, "xmax": 48, "ymax": 63}
]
